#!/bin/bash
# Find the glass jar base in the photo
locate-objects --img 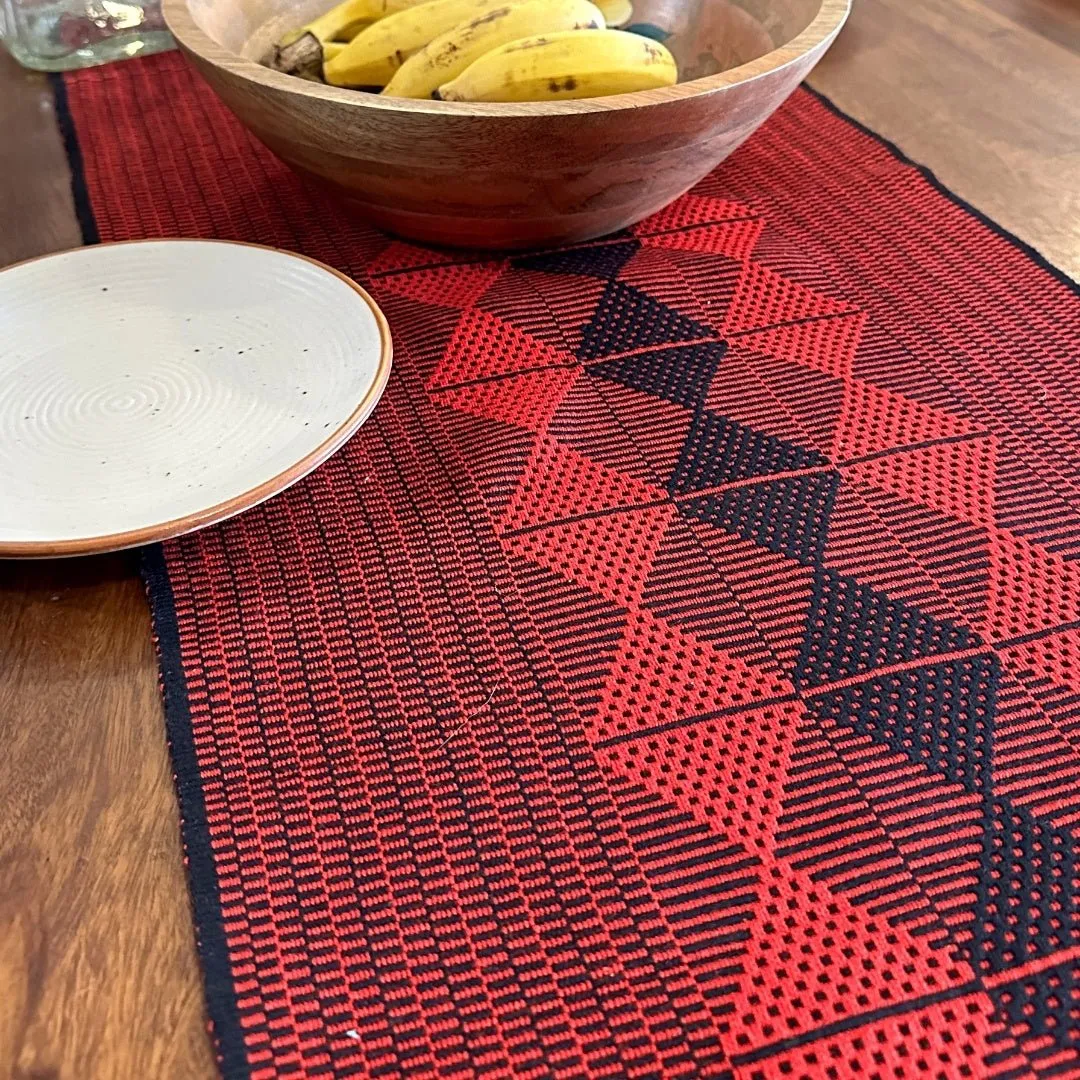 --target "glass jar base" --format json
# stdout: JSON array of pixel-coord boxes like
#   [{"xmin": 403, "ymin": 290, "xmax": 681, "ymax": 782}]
[{"xmin": 2, "ymin": 26, "xmax": 173, "ymax": 71}]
